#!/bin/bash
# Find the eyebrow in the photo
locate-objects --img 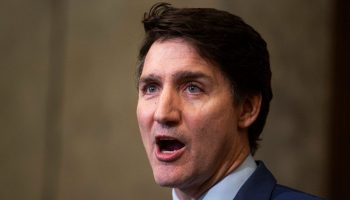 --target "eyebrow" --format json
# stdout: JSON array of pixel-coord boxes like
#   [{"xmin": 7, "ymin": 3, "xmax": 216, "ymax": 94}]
[
  {"xmin": 137, "ymin": 74, "xmax": 161, "ymax": 89},
  {"xmin": 172, "ymin": 71, "xmax": 213, "ymax": 83},
  {"xmin": 138, "ymin": 70, "xmax": 213, "ymax": 89}
]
